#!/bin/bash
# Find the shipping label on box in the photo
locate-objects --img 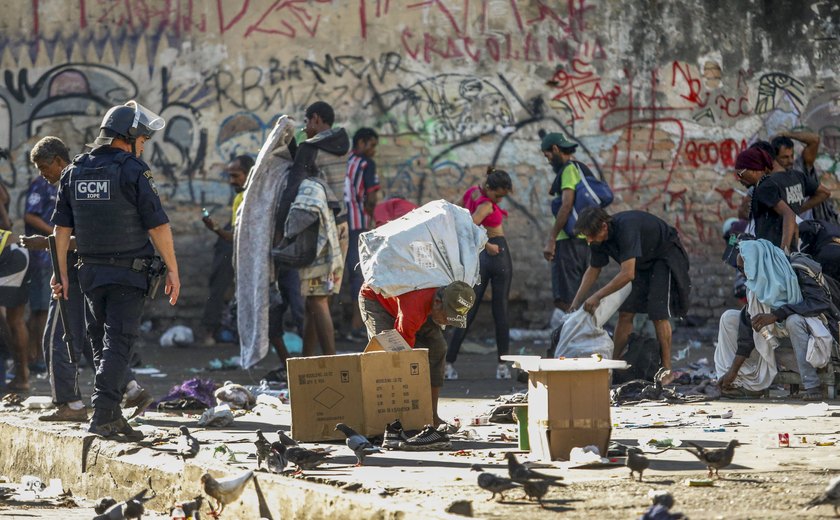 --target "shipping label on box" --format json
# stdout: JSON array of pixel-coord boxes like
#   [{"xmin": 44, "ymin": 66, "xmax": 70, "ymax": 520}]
[{"xmin": 289, "ymin": 330, "xmax": 432, "ymax": 441}]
